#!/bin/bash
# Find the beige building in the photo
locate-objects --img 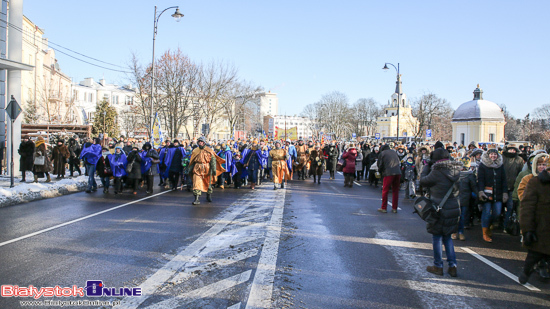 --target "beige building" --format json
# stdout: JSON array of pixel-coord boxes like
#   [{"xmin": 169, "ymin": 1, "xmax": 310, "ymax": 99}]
[
  {"xmin": 376, "ymin": 76, "xmax": 419, "ymax": 138},
  {"xmin": 21, "ymin": 16, "xmax": 77, "ymax": 124},
  {"xmin": 451, "ymin": 85, "xmax": 506, "ymax": 145}
]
